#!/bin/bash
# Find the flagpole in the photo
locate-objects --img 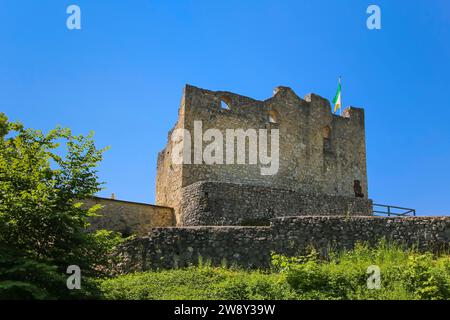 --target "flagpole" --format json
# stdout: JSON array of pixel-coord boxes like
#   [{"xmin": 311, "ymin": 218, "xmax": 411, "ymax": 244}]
[{"xmin": 339, "ymin": 76, "xmax": 342, "ymax": 116}]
